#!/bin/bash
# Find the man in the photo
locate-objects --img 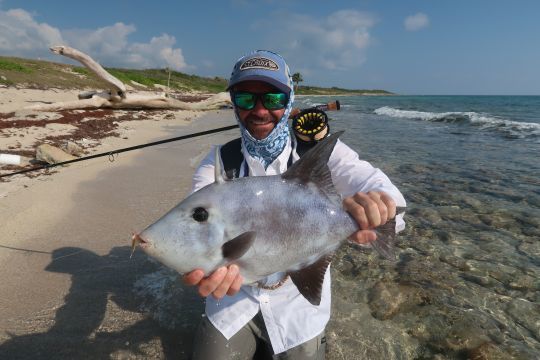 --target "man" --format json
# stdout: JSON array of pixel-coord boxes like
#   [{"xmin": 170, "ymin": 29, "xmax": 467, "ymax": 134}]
[{"xmin": 184, "ymin": 50, "xmax": 406, "ymax": 359}]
